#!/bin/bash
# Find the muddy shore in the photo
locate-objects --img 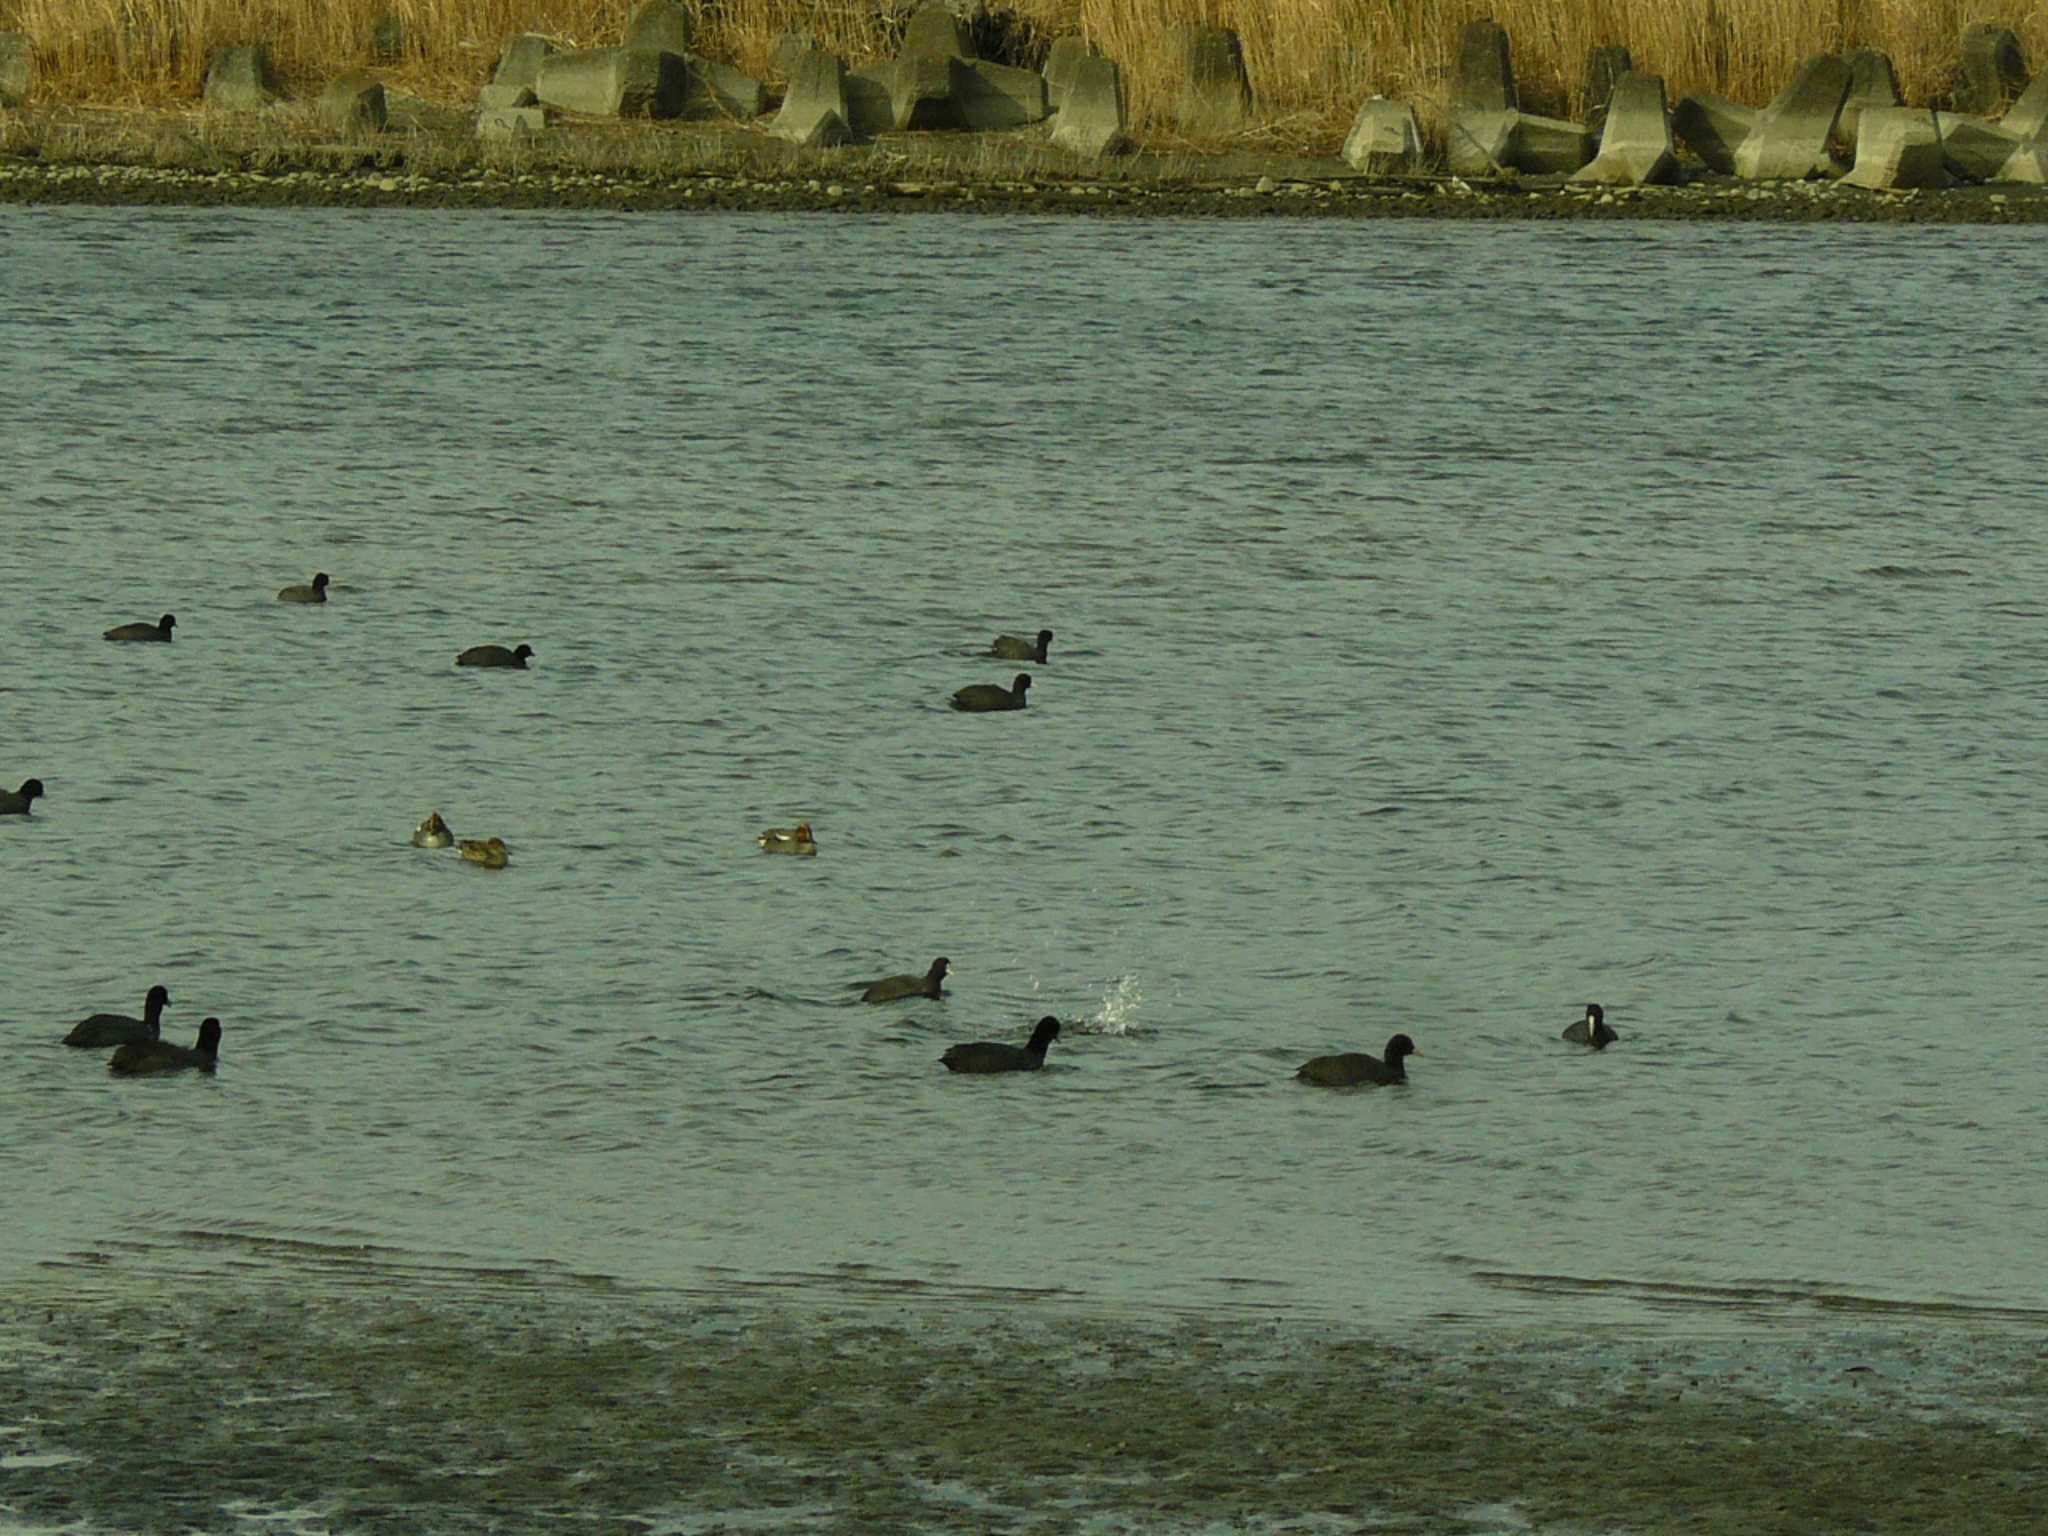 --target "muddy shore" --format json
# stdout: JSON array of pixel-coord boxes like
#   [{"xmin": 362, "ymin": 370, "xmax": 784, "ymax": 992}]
[
  {"xmin": 2, "ymin": 1252, "xmax": 2044, "ymax": 1534},
  {"xmin": 3, "ymin": 105, "xmax": 2046, "ymax": 220}
]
